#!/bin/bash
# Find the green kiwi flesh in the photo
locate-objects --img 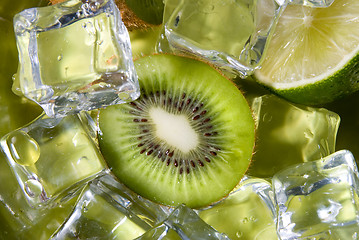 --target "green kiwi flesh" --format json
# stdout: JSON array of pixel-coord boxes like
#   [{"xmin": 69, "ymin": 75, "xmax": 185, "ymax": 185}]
[{"xmin": 98, "ymin": 54, "xmax": 255, "ymax": 208}]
